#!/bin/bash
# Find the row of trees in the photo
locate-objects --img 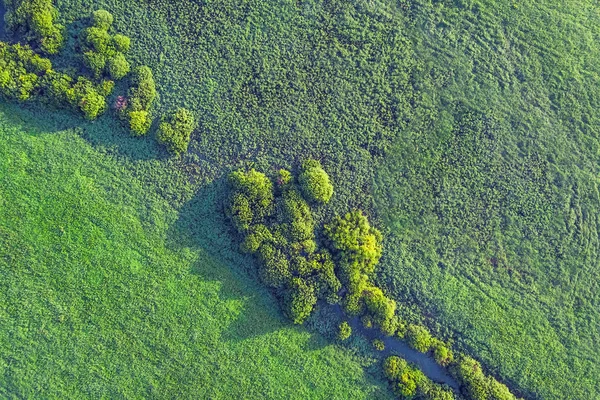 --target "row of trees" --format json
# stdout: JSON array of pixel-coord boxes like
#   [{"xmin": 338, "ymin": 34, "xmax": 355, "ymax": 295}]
[
  {"xmin": 227, "ymin": 163, "xmax": 520, "ymax": 400},
  {"xmin": 0, "ymin": 5, "xmax": 197, "ymax": 156}
]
